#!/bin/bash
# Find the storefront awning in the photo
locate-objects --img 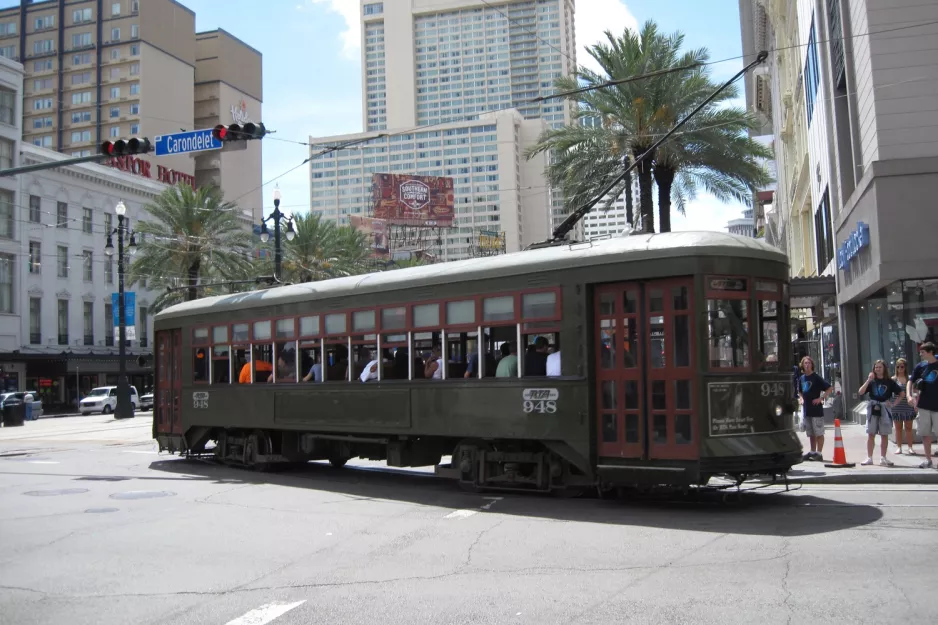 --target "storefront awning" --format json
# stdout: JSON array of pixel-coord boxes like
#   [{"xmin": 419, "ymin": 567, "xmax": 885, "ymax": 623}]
[{"xmin": 790, "ymin": 276, "xmax": 836, "ymax": 309}]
